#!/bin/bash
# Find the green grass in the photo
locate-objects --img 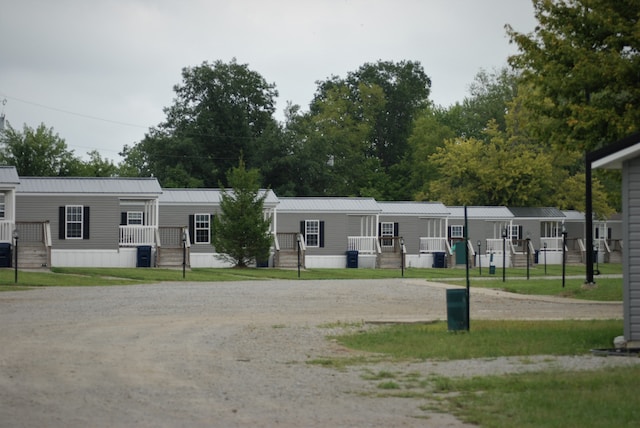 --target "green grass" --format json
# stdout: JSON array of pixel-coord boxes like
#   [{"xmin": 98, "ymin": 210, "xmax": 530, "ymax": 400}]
[
  {"xmin": 445, "ymin": 276, "xmax": 623, "ymax": 301},
  {"xmin": 324, "ymin": 319, "xmax": 637, "ymax": 427},
  {"xmin": 434, "ymin": 366, "xmax": 640, "ymax": 427},
  {"xmin": 333, "ymin": 320, "xmax": 622, "ymax": 360}
]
